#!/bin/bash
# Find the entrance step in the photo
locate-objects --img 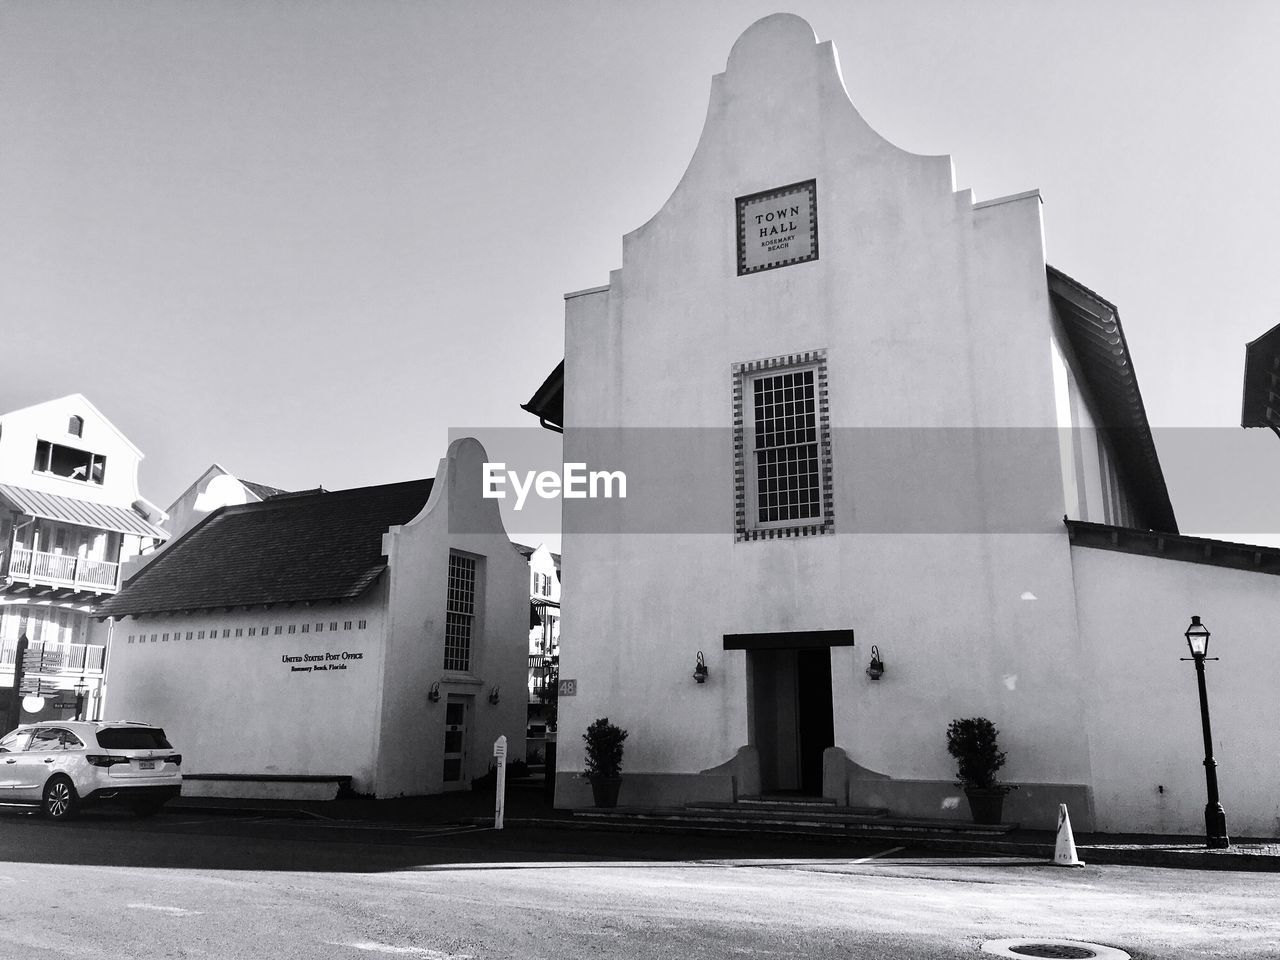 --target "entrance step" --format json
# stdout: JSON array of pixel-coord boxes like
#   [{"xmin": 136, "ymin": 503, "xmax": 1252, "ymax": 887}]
[
  {"xmin": 689, "ymin": 800, "xmax": 890, "ymax": 819},
  {"xmin": 571, "ymin": 805, "xmax": 1018, "ymax": 840}
]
